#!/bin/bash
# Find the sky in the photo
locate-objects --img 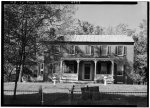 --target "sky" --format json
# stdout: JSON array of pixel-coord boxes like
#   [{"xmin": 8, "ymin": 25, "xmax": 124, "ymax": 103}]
[{"xmin": 74, "ymin": 2, "xmax": 147, "ymax": 30}]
